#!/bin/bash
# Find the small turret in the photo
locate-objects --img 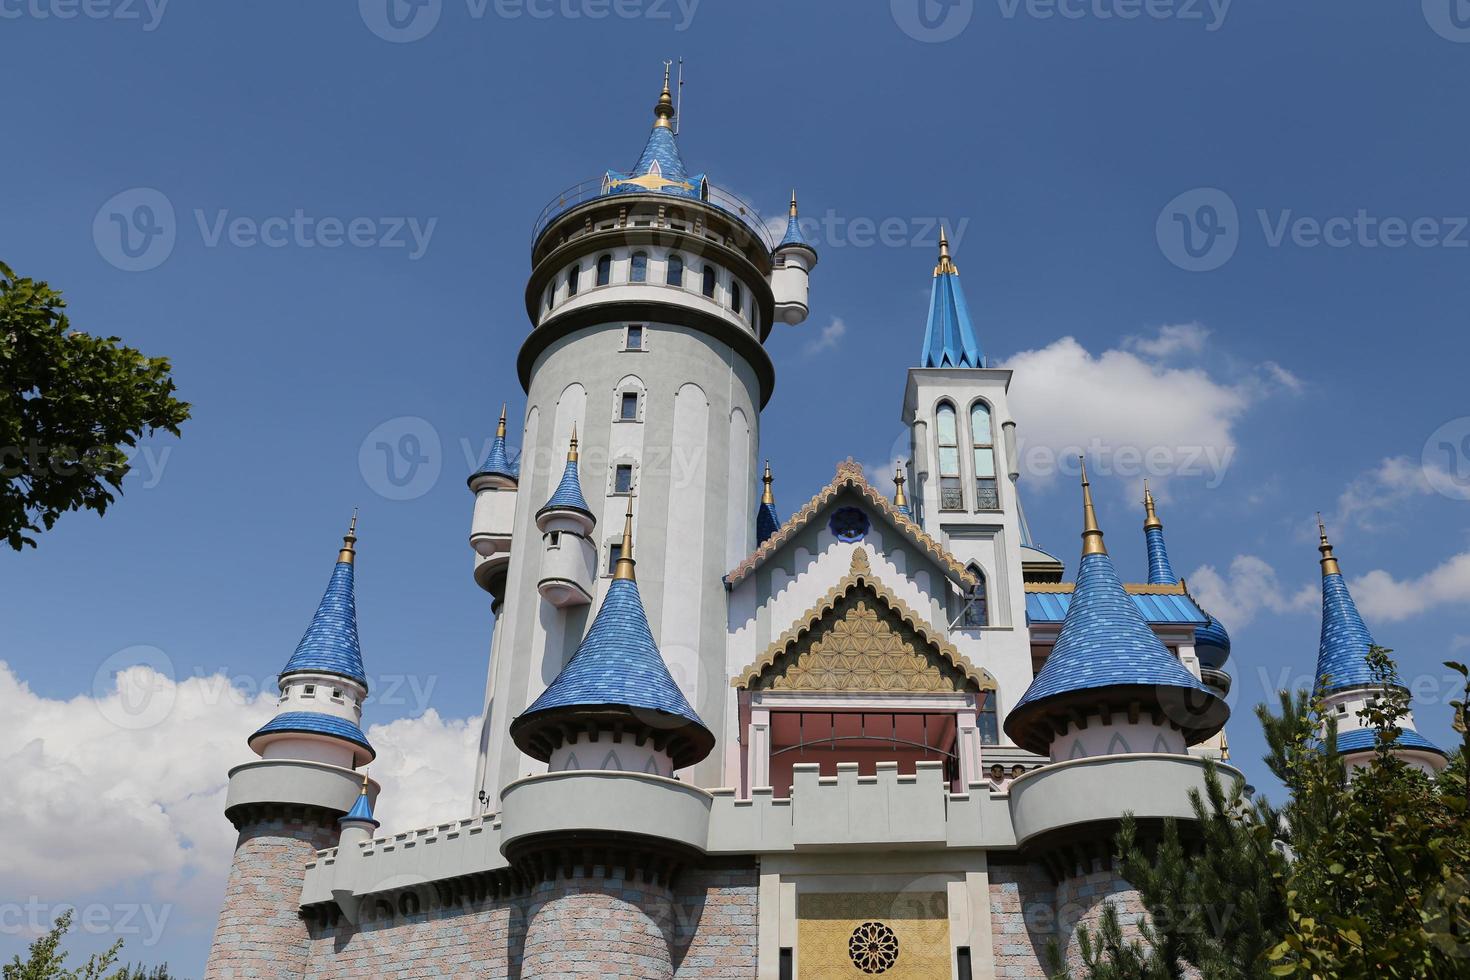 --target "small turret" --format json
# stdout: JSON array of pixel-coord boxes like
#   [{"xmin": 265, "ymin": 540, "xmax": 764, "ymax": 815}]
[
  {"xmin": 469, "ymin": 404, "xmax": 519, "ymax": 598},
  {"xmin": 772, "ymin": 190, "xmax": 818, "ymax": 326},
  {"xmin": 756, "ymin": 460, "xmax": 781, "ymax": 544},
  {"xmin": 919, "ymin": 228, "xmax": 983, "ymax": 369},
  {"xmin": 535, "ymin": 428, "xmax": 597, "ymax": 607},
  {"xmin": 1140, "ymin": 484, "xmax": 1232, "ymax": 691}
]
